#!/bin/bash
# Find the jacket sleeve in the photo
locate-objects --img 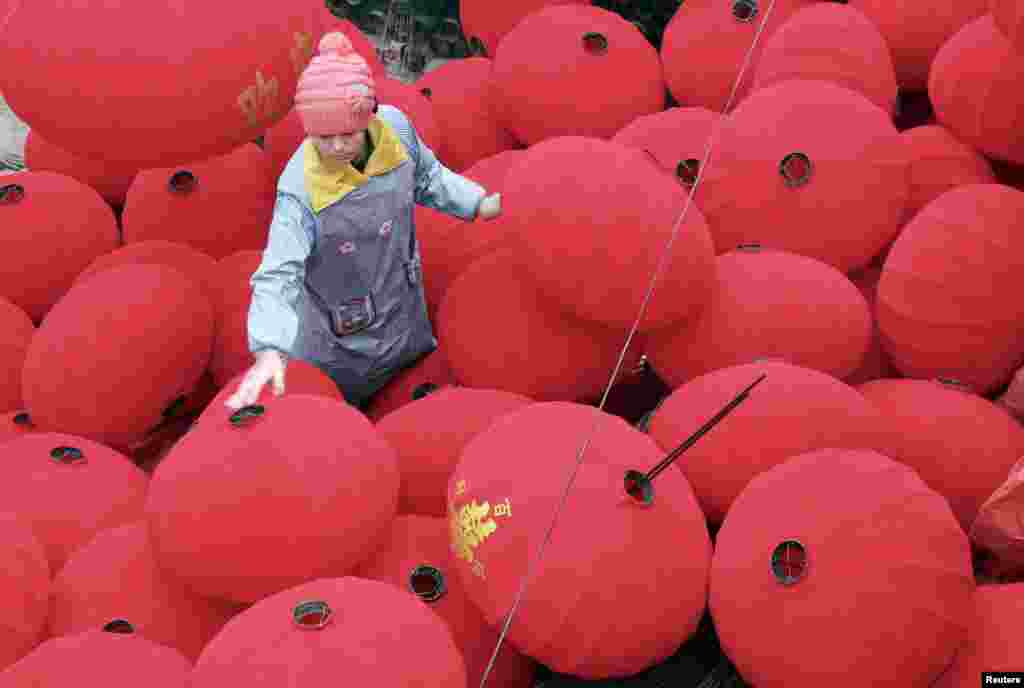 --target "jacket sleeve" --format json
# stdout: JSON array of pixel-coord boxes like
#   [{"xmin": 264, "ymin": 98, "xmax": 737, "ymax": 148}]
[
  {"xmin": 410, "ymin": 129, "xmax": 488, "ymax": 221},
  {"xmin": 247, "ymin": 192, "xmax": 316, "ymax": 357}
]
